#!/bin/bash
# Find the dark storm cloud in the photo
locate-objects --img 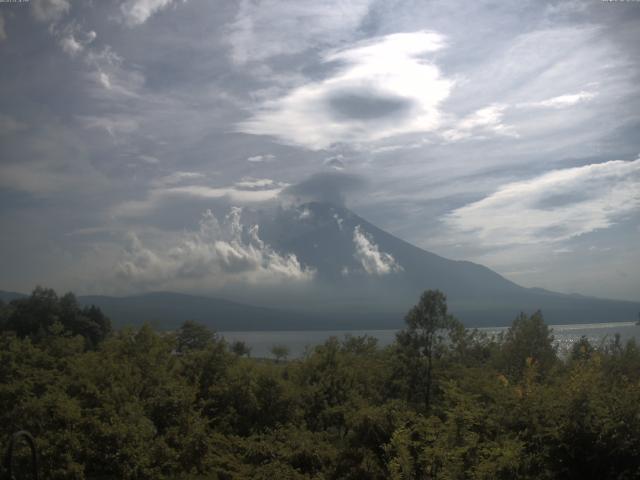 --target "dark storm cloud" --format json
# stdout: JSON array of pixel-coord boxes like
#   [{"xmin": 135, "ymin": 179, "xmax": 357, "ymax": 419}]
[
  {"xmin": 327, "ymin": 90, "xmax": 413, "ymax": 120},
  {"xmin": 283, "ymin": 172, "xmax": 367, "ymax": 206}
]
